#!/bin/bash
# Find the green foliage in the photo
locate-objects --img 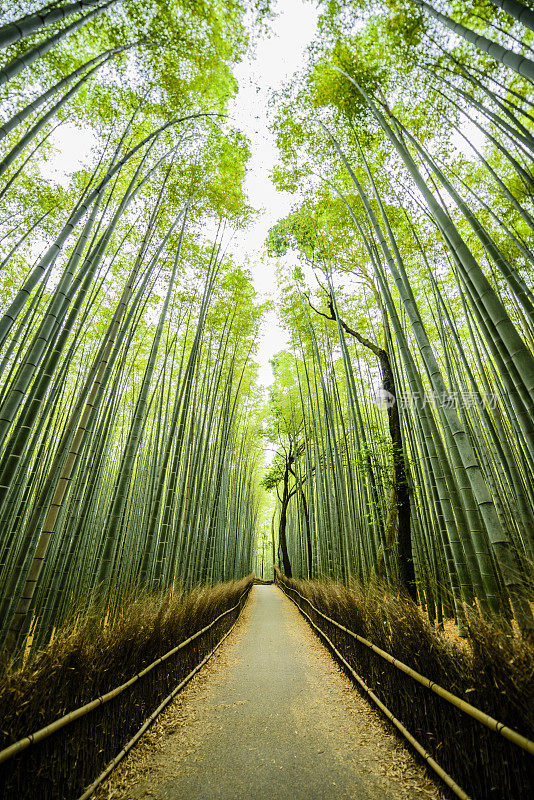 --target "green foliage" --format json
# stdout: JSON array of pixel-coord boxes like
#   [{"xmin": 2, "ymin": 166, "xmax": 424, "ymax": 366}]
[
  {"xmin": 264, "ymin": 0, "xmax": 534, "ymax": 633},
  {"xmin": 310, "ymin": 41, "xmax": 384, "ymax": 120},
  {"xmin": 0, "ymin": 0, "xmax": 272, "ymax": 657}
]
